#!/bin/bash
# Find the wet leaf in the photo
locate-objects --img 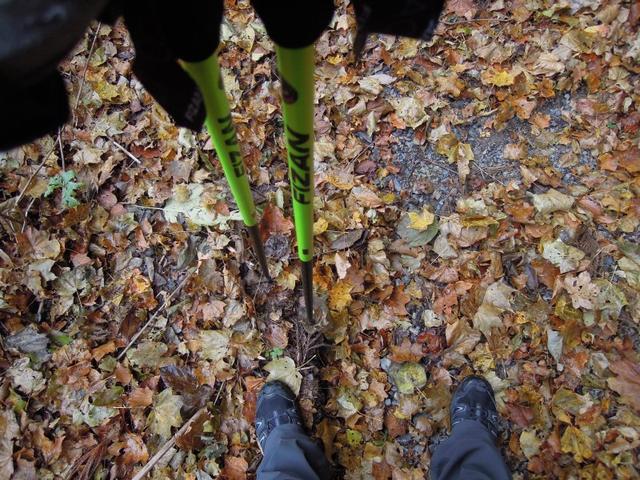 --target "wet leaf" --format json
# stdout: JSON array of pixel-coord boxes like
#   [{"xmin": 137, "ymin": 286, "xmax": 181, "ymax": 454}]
[{"xmin": 264, "ymin": 357, "xmax": 302, "ymax": 396}]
